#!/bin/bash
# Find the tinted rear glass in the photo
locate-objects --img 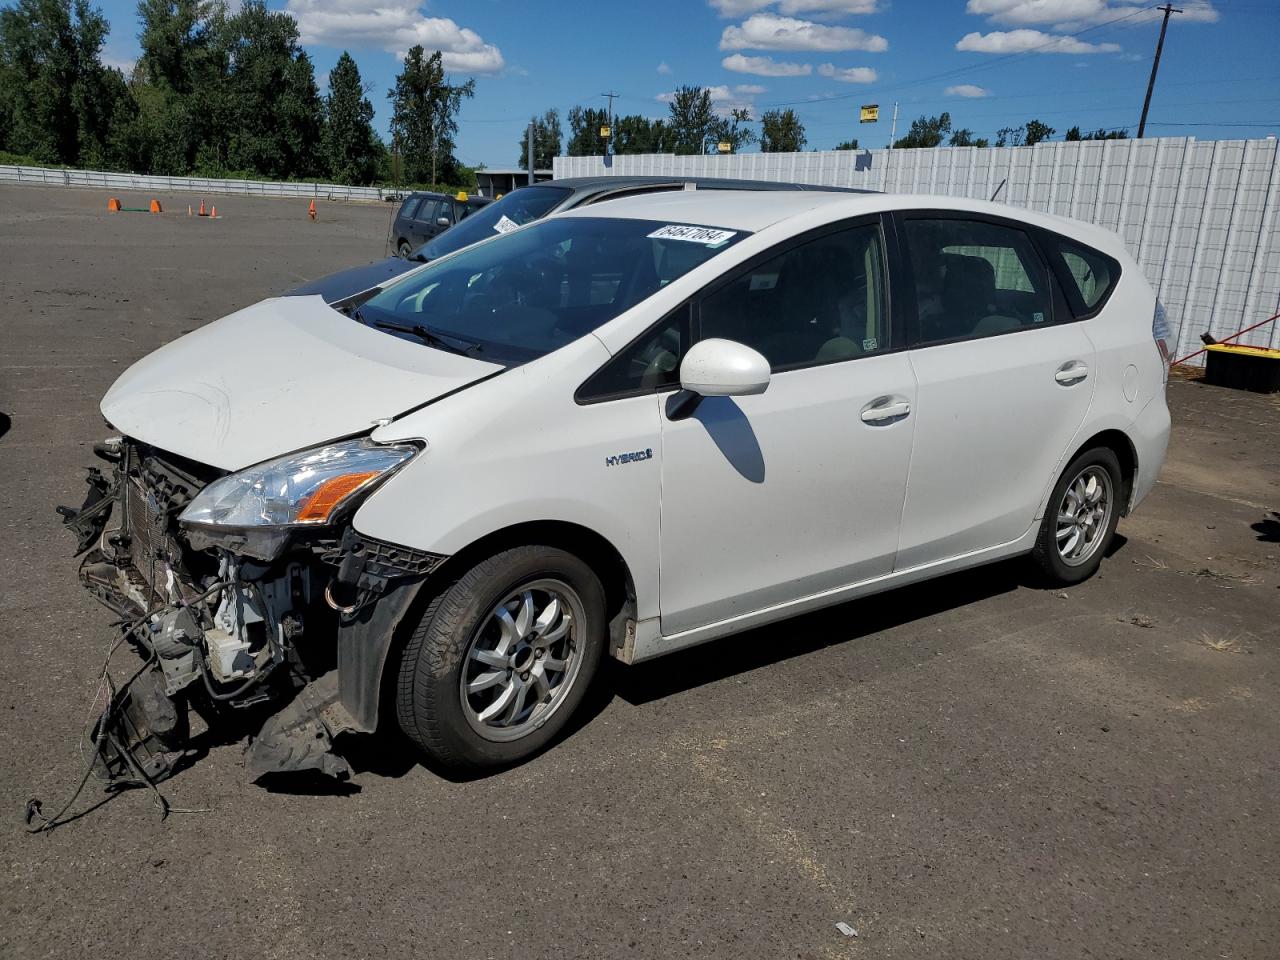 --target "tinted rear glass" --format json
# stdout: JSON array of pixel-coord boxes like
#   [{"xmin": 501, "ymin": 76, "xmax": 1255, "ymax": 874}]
[{"xmin": 1051, "ymin": 238, "xmax": 1118, "ymax": 312}]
